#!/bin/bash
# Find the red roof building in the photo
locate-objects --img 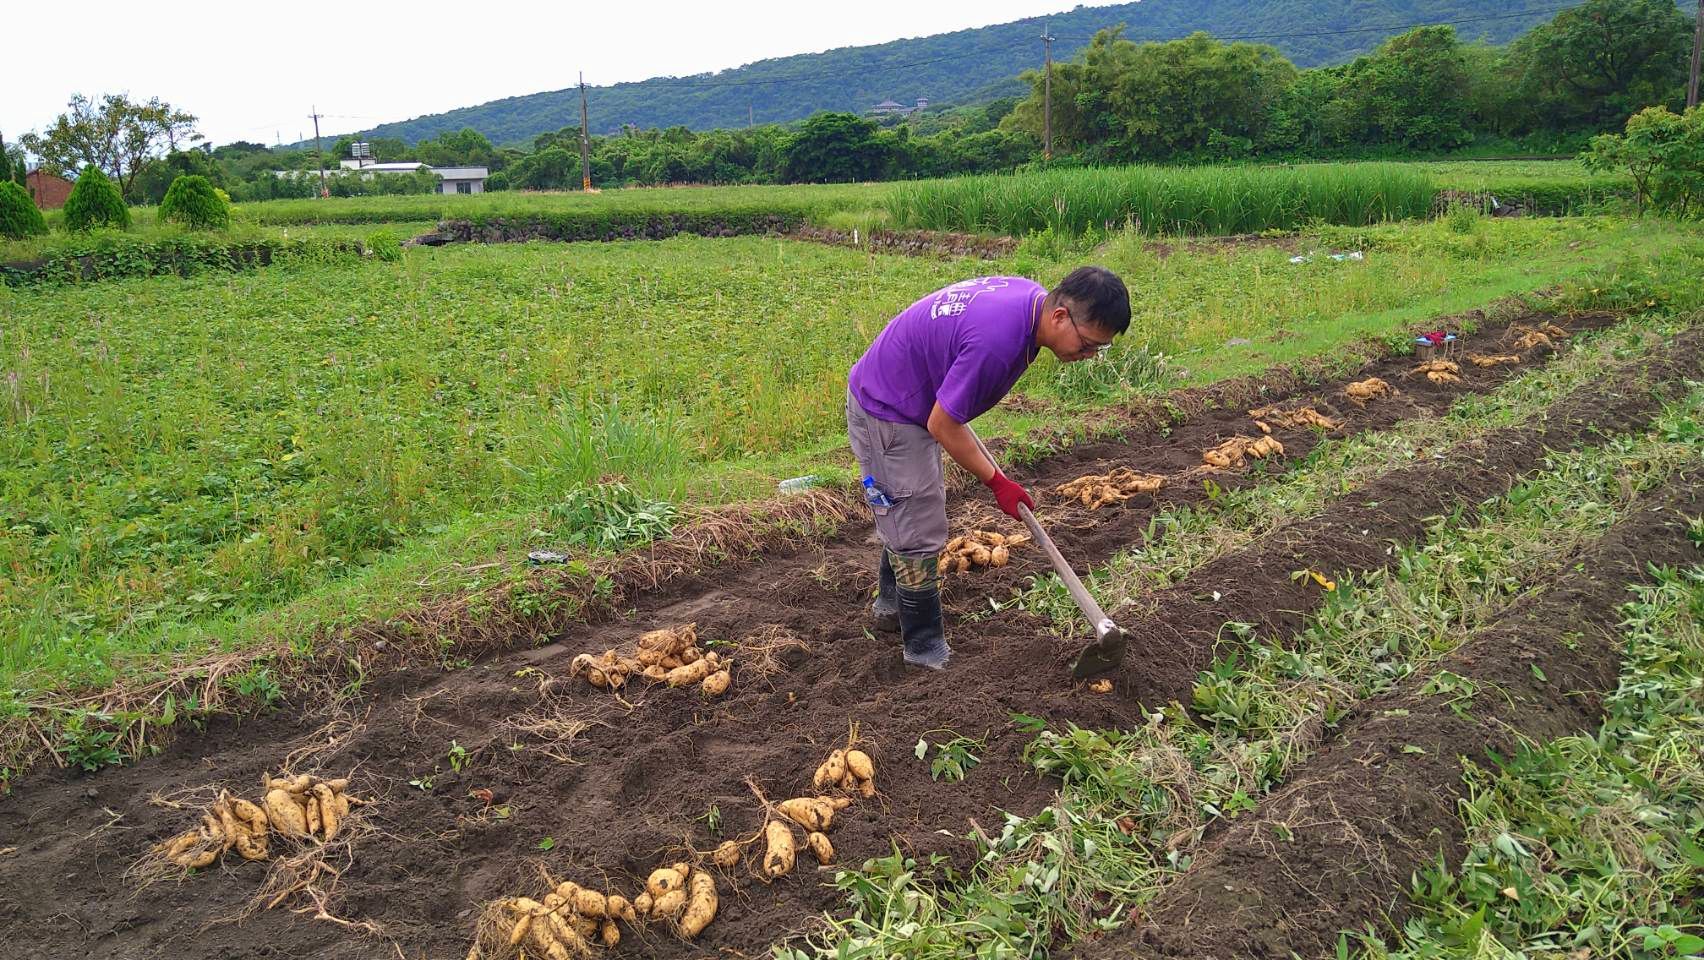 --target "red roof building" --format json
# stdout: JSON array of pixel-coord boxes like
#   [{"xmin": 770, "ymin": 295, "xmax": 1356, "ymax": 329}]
[{"xmin": 25, "ymin": 169, "xmax": 73, "ymax": 210}]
